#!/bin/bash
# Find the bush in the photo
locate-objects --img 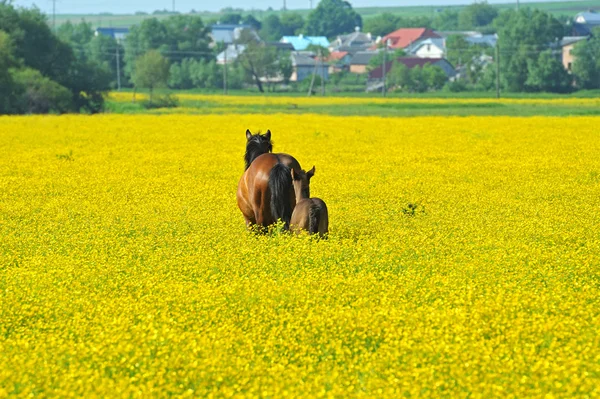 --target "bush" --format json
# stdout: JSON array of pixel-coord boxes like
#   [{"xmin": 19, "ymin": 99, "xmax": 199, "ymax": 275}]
[
  {"xmin": 11, "ymin": 68, "xmax": 74, "ymax": 114},
  {"xmin": 444, "ymin": 79, "xmax": 469, "ymax": 93},
  {"xmin": 298, "ymin": 75, "xmax": 322, "ymax": 94},
  {"xmin": 141, "ymin": 93, "xmax": 179, "ymax": 109}
]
